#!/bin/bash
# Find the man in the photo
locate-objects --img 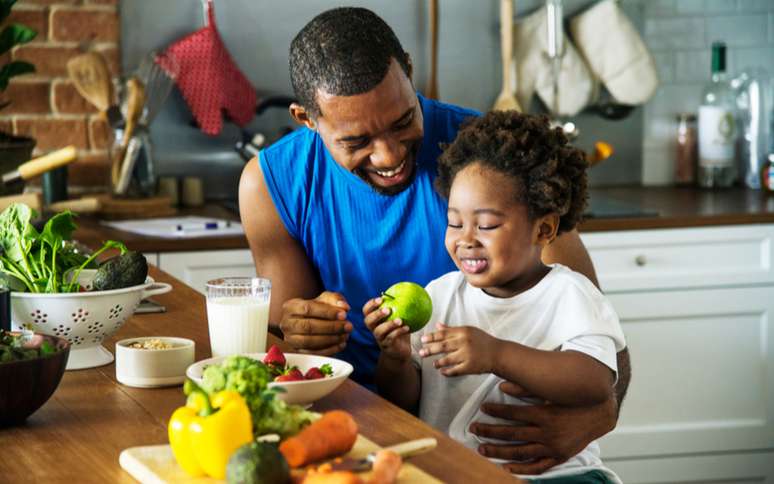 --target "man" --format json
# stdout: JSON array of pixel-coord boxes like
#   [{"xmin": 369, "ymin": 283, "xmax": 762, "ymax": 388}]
[{"xmin": 239, "ymin": 7, "xmax": 631, "ymax": 476}]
